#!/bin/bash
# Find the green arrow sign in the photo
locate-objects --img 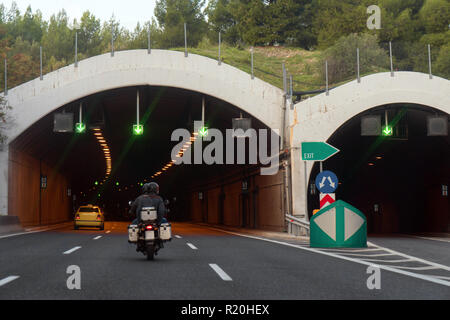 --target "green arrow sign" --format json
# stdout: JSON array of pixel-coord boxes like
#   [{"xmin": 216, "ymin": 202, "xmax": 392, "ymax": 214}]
[
  {"xmin": 301, "ymin": 142, "xmax": 340, "ymax": 161},
  {"xmin": 382, "ymin": 125, "xmax": 393, "ymax": 136},
  {"xmin": 75, "ymin": 122, "xmax": 86, "ymax": 134},
  {"xmin": 198, "ymin": 126, "xmax": 208, "ymax": 137},
  {"xmin": 133, "ymin": 124, "xmax": 144, "ymax": 135}
]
